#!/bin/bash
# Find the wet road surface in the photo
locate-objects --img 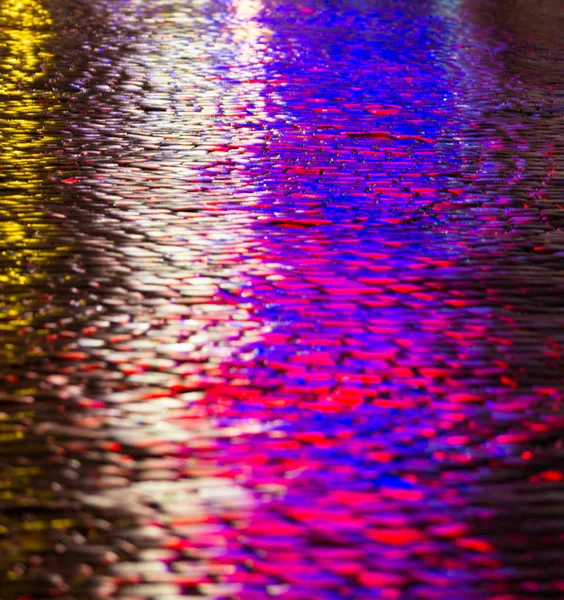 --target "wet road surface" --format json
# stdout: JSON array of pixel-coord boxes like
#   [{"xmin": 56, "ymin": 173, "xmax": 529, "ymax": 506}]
[{"xmin": 1, "ymin": 0, "xmax": 563, "ymax": 598}]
